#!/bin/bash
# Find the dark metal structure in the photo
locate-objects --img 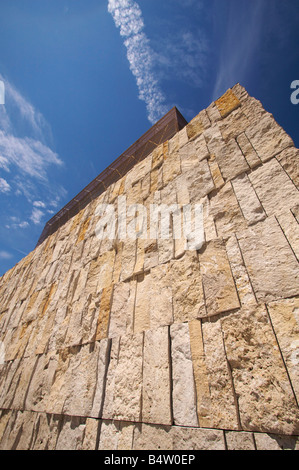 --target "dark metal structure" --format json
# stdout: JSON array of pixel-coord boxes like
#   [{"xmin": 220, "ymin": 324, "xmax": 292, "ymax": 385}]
[{"xmin": 36, "ymin": 107, "xmax": 188, "ymax": 246}]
